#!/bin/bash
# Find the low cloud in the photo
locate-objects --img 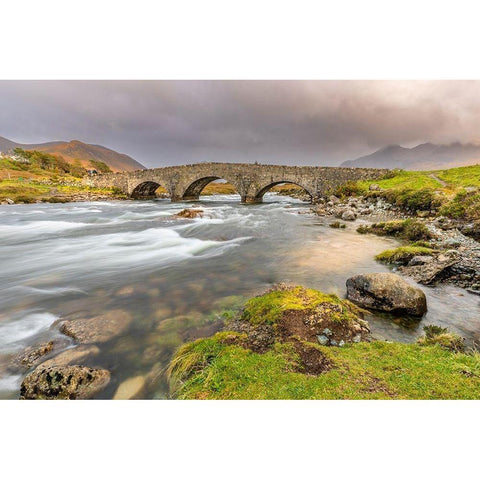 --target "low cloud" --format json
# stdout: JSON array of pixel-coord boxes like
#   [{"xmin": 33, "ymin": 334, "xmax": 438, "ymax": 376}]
[{"xmin": 1, "ymin": 80, "xmax": 479, "ymax": 167}]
